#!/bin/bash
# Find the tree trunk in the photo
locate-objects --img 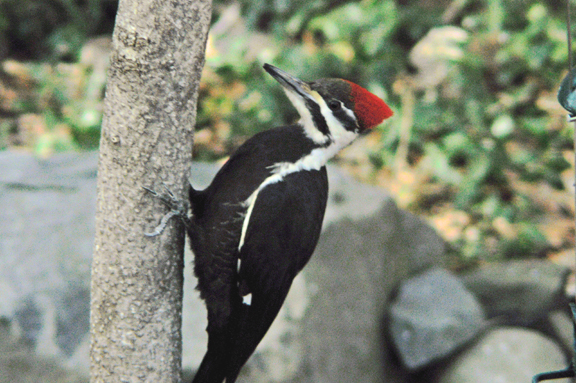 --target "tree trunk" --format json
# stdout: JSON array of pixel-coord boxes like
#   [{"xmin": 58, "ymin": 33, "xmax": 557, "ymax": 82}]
[{"xmin": 89, "ymin": 0, "xmax": 212, "ymax": 381}]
